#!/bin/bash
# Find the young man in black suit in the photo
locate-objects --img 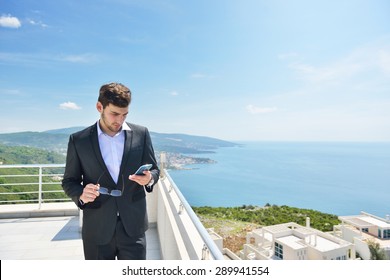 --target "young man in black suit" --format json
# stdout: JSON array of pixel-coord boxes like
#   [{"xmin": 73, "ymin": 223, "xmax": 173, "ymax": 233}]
[{"xmin": 62, "ymin": 82, "xmax": 159, "ymax": 260}]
